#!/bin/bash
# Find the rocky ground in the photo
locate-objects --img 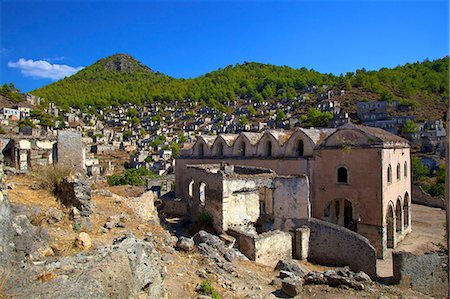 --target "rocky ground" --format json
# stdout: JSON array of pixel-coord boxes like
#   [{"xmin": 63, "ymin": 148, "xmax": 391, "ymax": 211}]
[{"xmin": 0, "ymin": 172, "xmax": 438, "ymax": 298}]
